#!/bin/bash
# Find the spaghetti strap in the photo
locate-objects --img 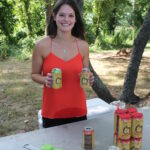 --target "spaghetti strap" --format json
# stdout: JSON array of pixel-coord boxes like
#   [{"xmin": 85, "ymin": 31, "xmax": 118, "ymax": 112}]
[
  {"xmin": 50, "ymin": 37, "xmax": 52, "ymax": 52},
  {"xmin": 75, "ymin": 38, "xmax": 80, "ymax": 53}
]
